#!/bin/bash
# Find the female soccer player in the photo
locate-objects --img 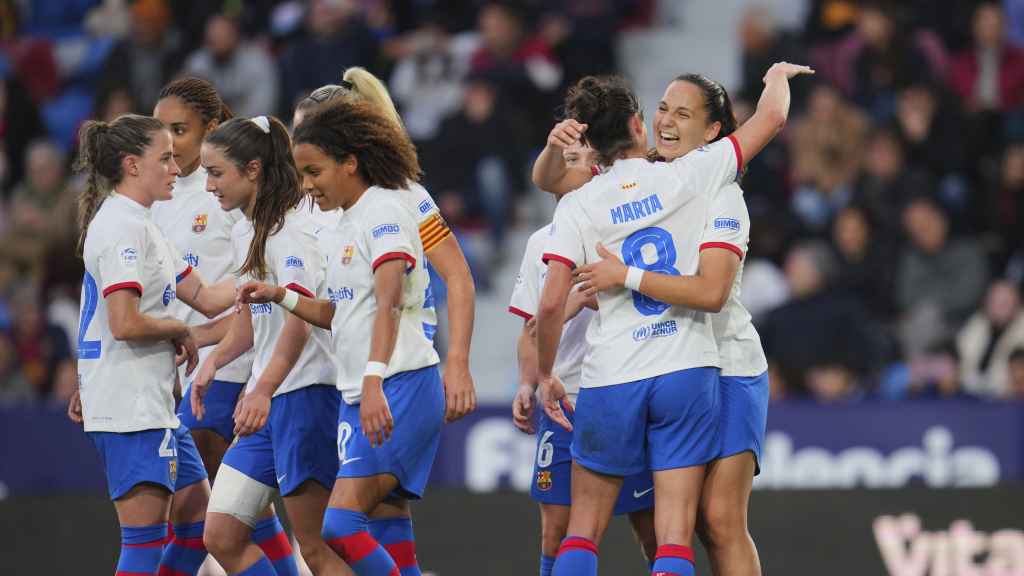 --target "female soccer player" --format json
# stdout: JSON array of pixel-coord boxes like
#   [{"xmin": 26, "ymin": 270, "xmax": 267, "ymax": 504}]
[
  {"xmin": 535, "ymin": 63, "xmax": 811, "ymax": 576},
  {"xmin": 72, "ymin": 114, "xmax": 235, "ymax": 576},
  {"xmin": 188, "ymin": 115, "xmax": 342, "ymax": 576},
  {"xmin": 533, "ymin": 73, "xmax": 782, "ymax": 576},
  {"xmin": 293, "ymin": 67, "xmax": 477, "ymax": 426},
  {"xmin": 152, "ymin": 76, "xmax": 301, "ymax": 576},
  {"xmin": 239, "ymin": 99, "xmax": 443, "ymax": 576},
  {"xmin": 511, "ymin": 140, "xmax": 657, "ymax": 576}
]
